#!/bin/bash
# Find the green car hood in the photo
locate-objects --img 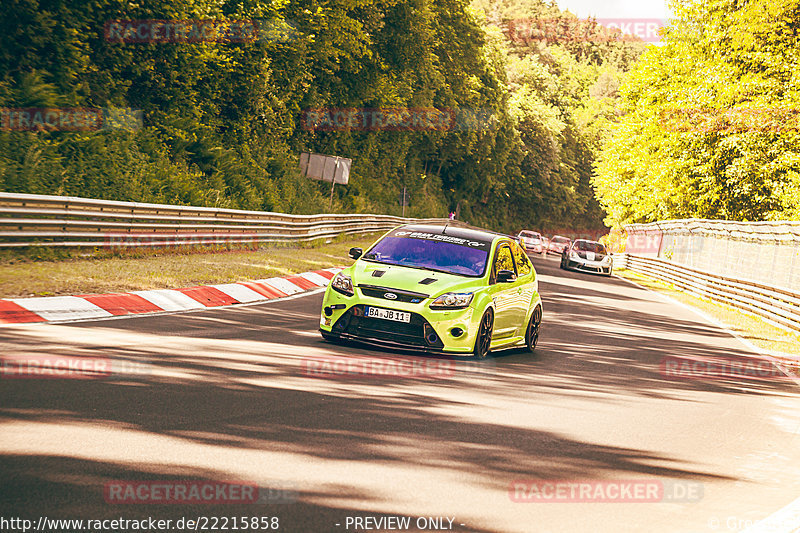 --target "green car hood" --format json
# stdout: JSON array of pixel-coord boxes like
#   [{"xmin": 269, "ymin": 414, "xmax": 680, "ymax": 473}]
[{"xmin": 350, "ymin": 261, "xmax": 482, "ymax": 296}]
